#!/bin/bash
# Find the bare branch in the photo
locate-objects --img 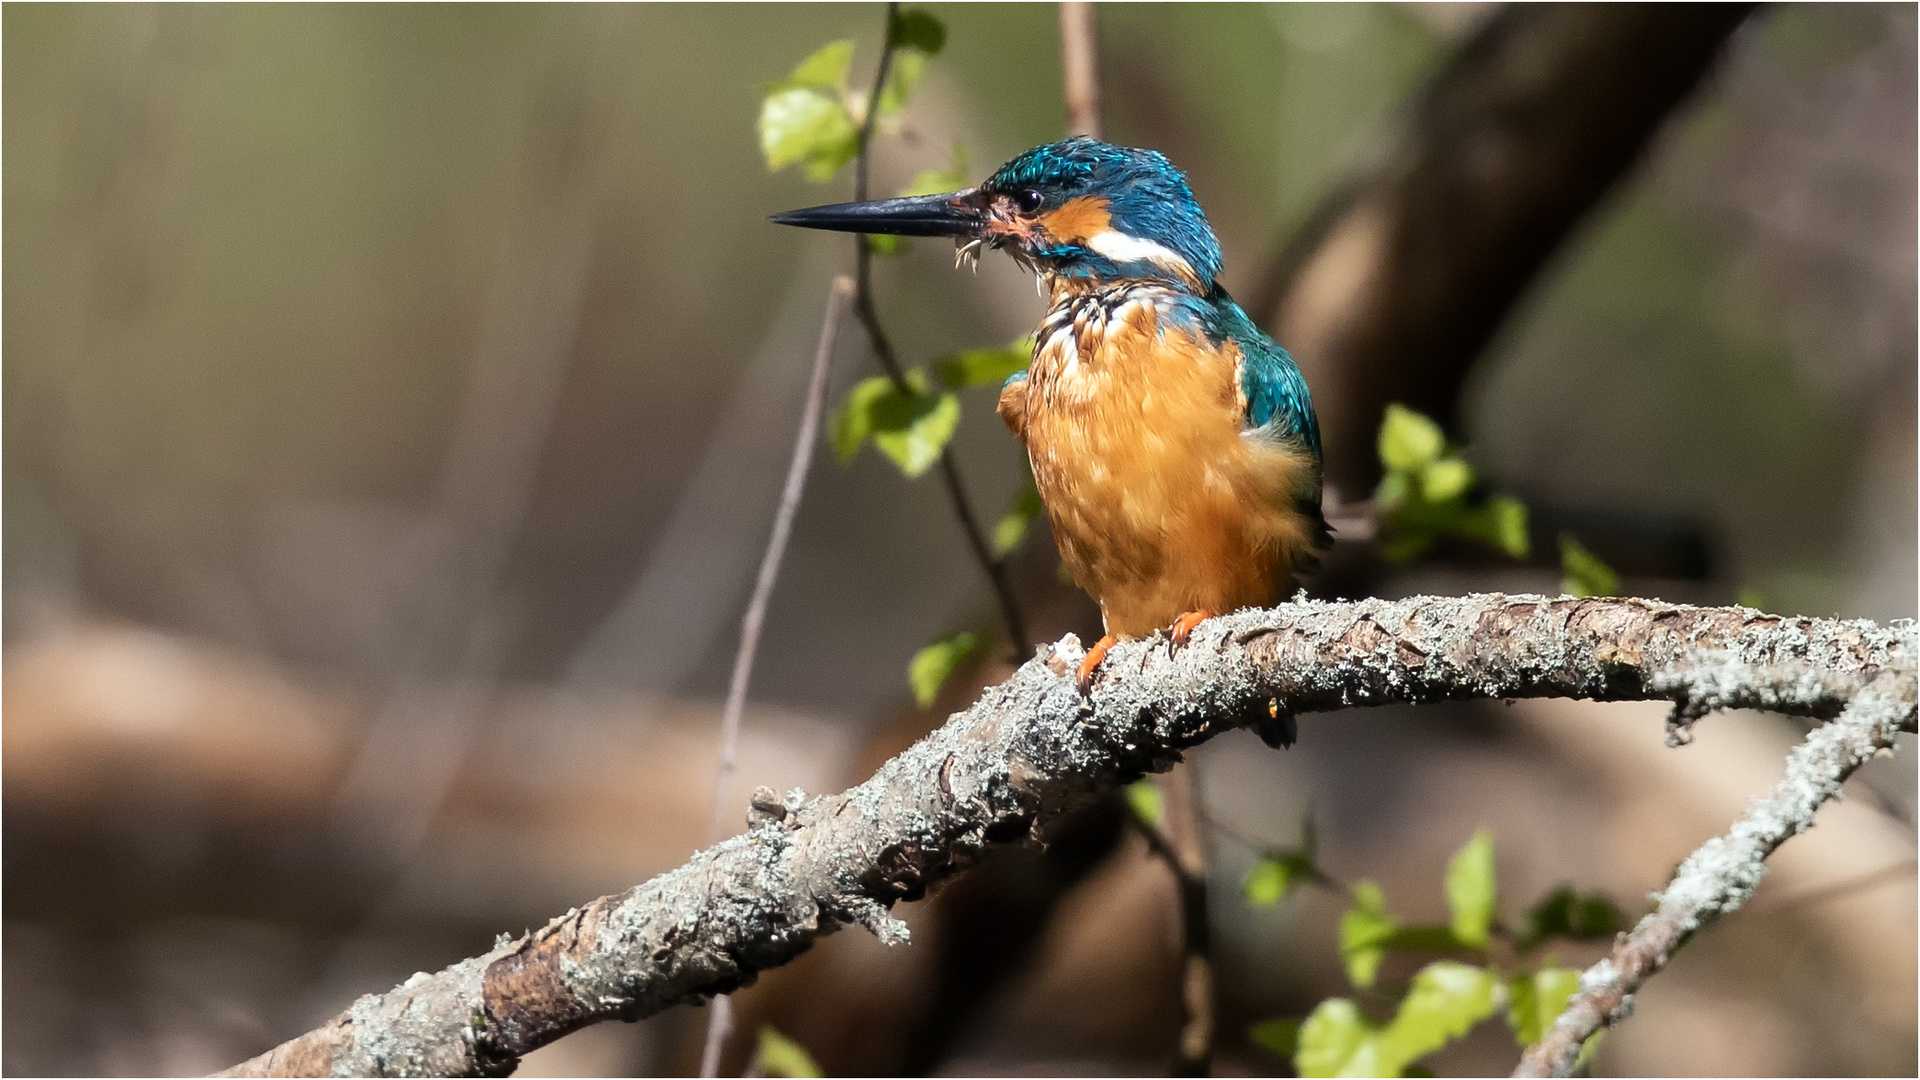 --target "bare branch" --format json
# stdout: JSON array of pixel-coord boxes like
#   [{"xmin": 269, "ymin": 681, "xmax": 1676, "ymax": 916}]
[
  {"xmin": 1059, "ymin": 2, "xmax": 1100, "ymax": 138},
  {"xmin": 1513, "ymin": 668, "xmax": 1917, "ymax": 1078},
  {"xmin": 216, "ymin": 596, "xmax": 1912, "ymax": 1078},
  {"xmin": 698, "ymin": 276, "xmax": 854, "ymax": 1078}
]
